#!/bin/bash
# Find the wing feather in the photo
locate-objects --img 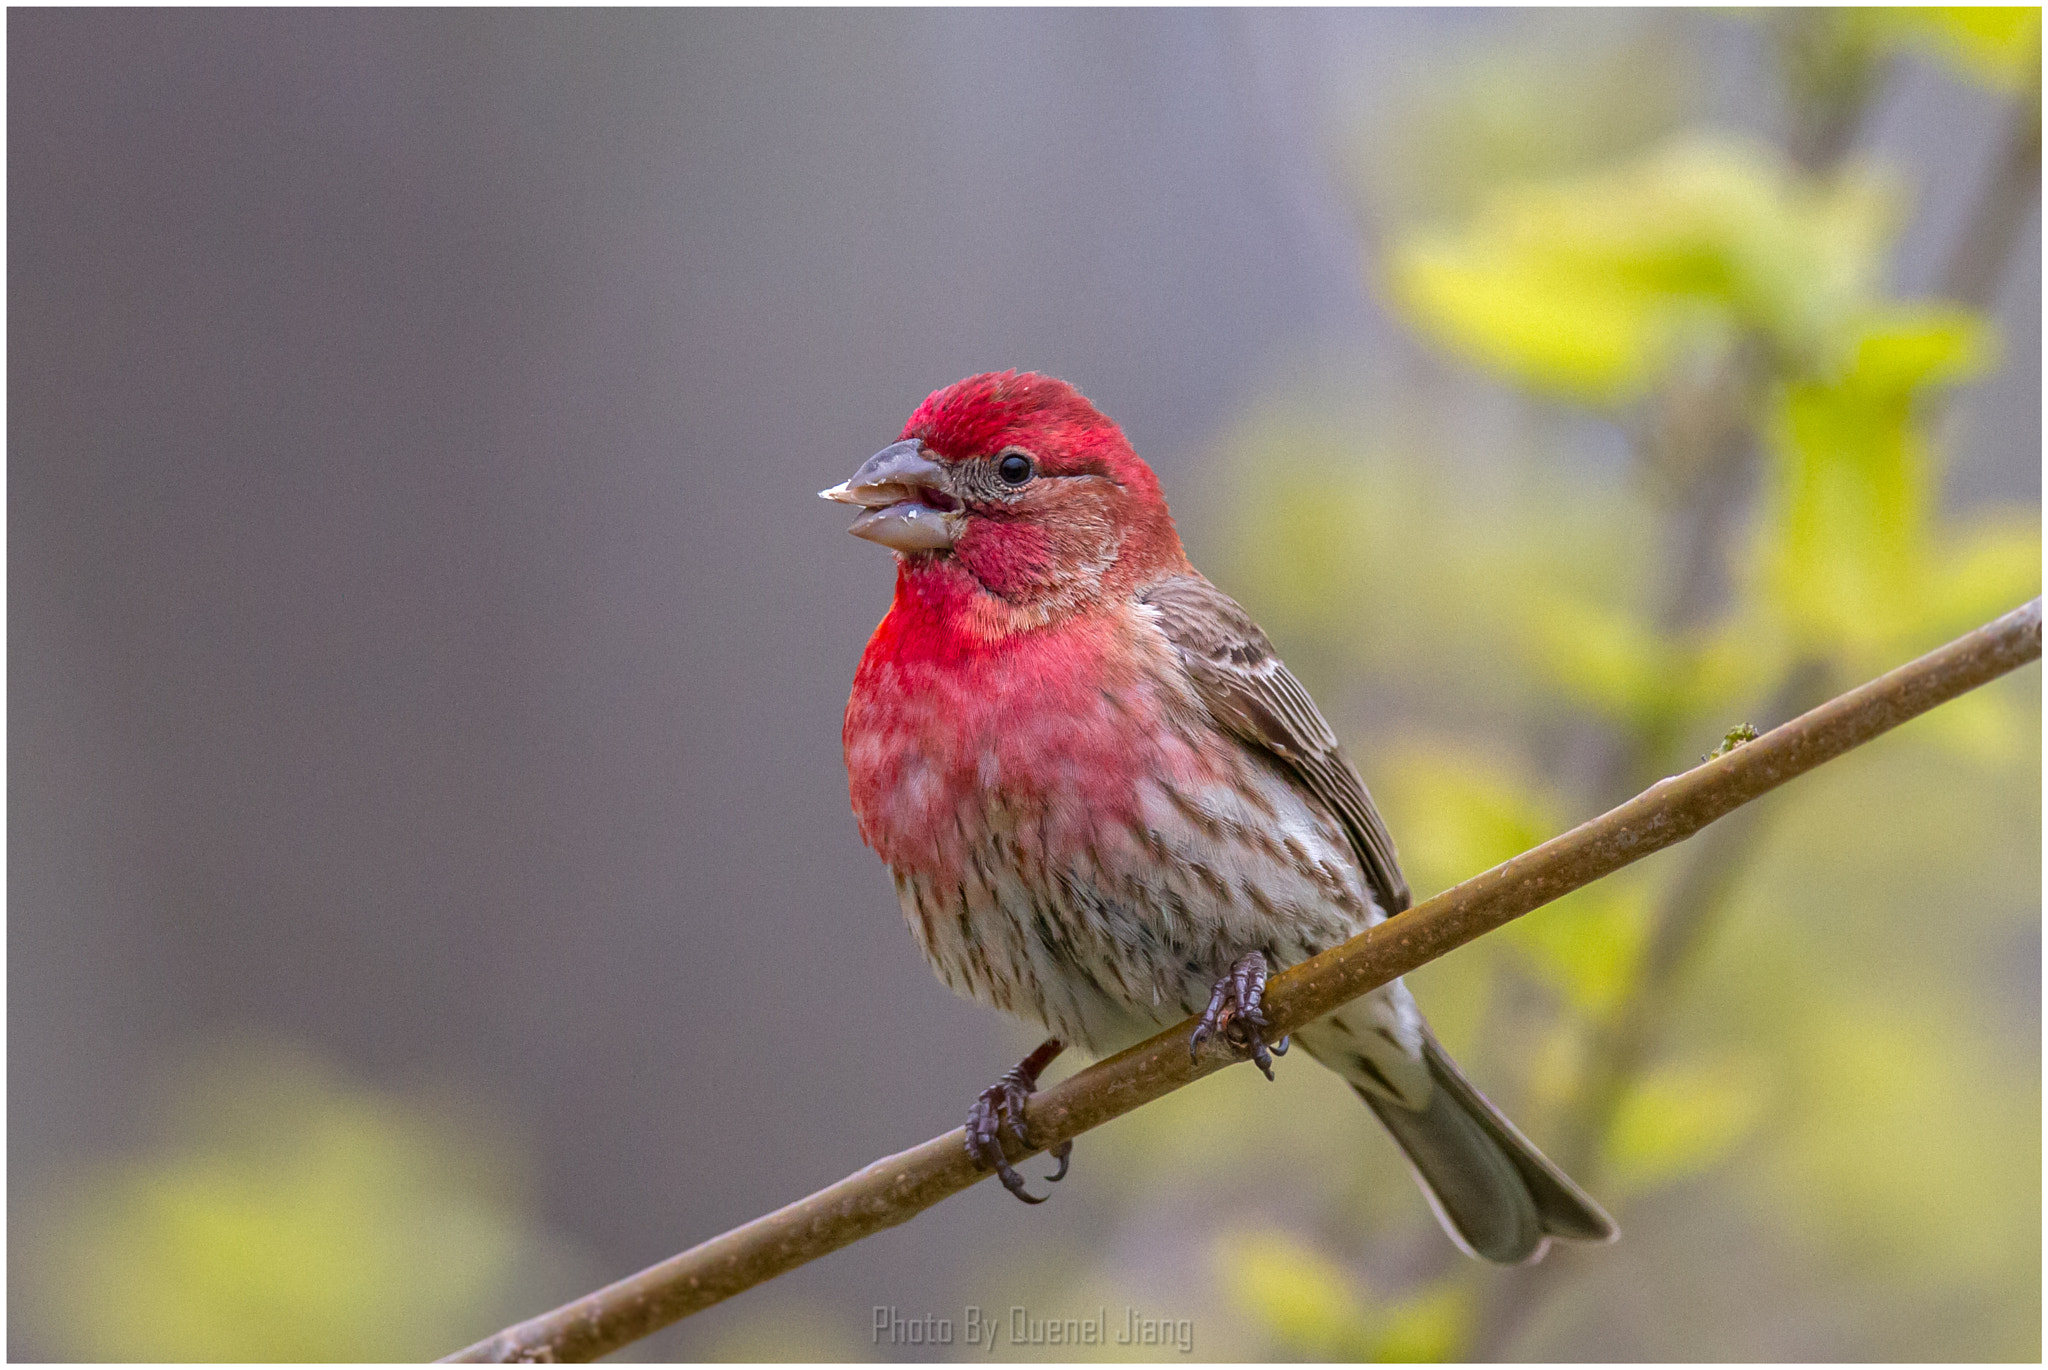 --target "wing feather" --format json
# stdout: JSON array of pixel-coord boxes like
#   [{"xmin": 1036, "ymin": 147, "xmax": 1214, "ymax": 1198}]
[{"xmin": 1139, "ymin": 575, "xmax": 1411, "ymax": 914}]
